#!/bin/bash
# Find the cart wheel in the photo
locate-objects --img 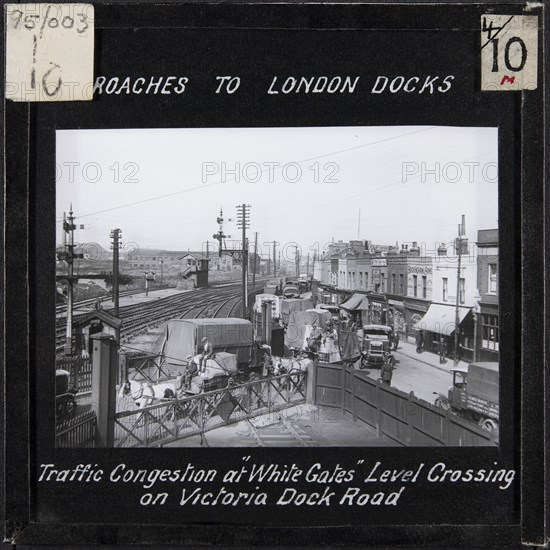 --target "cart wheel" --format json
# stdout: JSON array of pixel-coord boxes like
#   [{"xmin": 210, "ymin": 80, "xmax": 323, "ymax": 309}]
[
  {"xmin": 434, "ymin": 397, "xmax": 450, "ymax": 411},
  {"xmin": 481, "ymin": 418, "xmax": 498, "ymax": 433}
]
